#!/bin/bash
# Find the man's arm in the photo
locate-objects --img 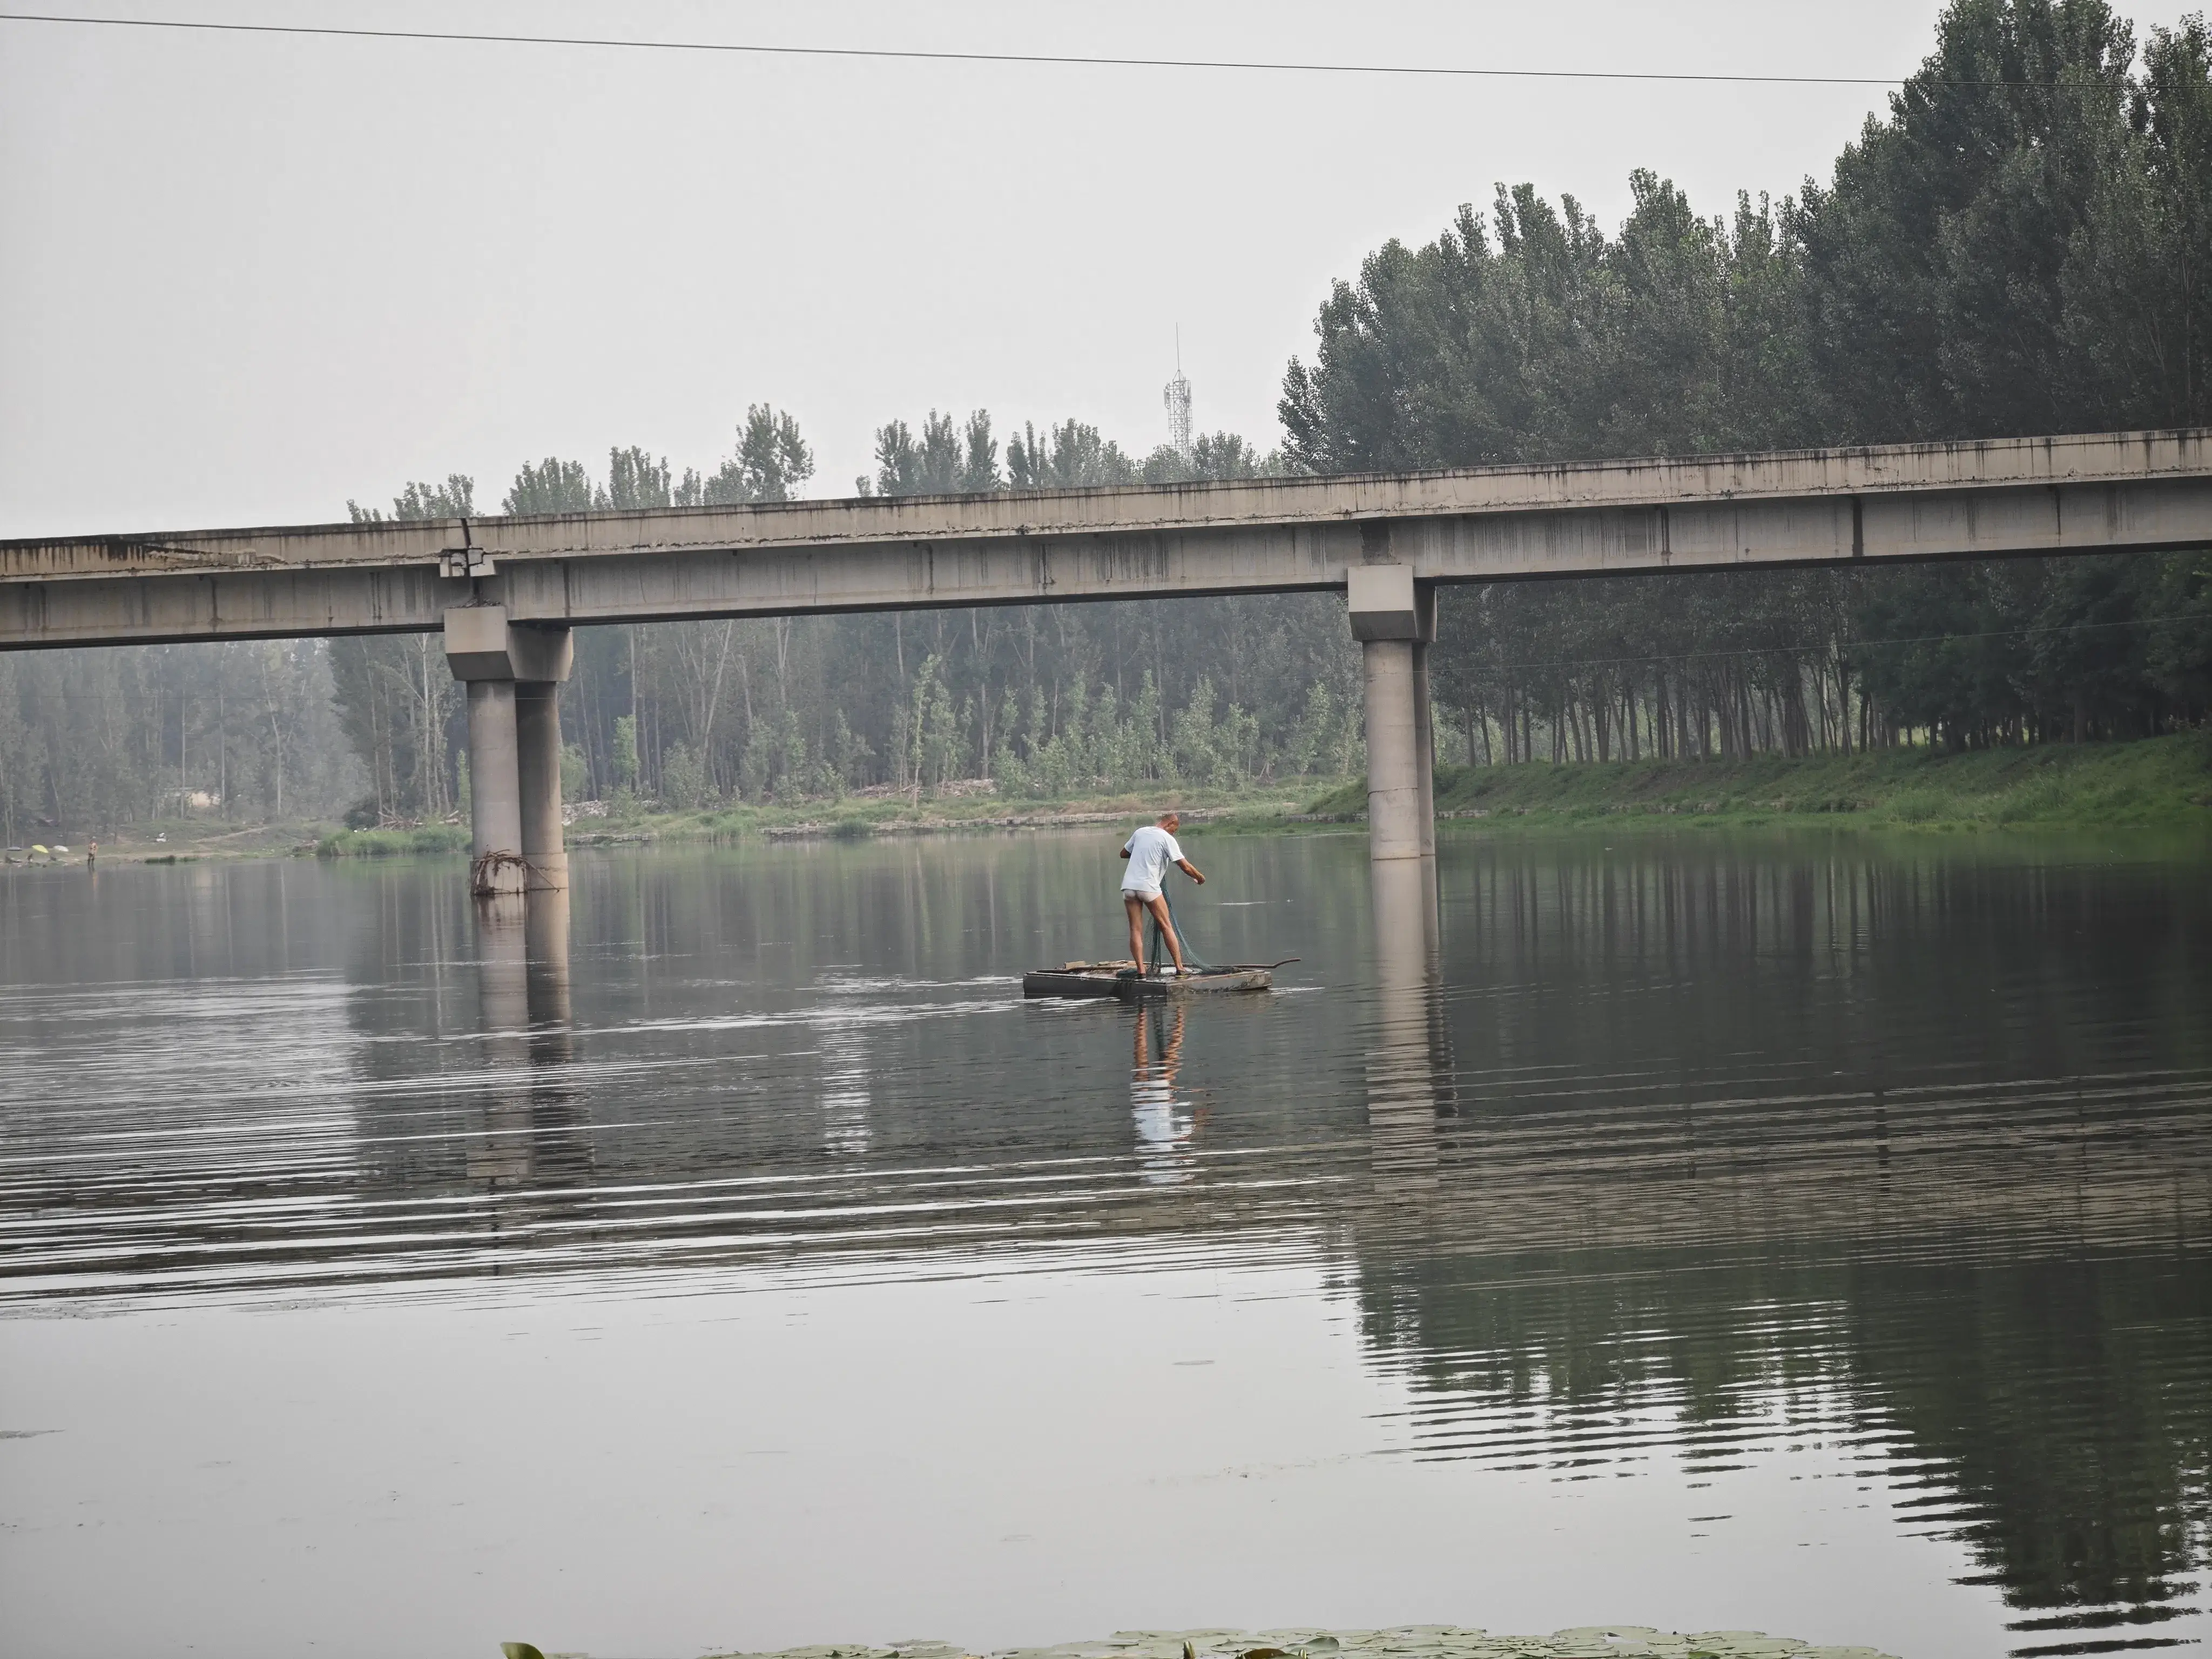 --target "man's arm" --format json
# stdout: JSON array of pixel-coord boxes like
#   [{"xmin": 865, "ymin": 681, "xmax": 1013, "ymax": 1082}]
[
  {"xmin": 1120, "ymin": 847, "xmax": 1131, "ymax": 860},
  {"xmin": 1176, "ymin": 857, "xmax": 1205, "ymax": 885}
]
